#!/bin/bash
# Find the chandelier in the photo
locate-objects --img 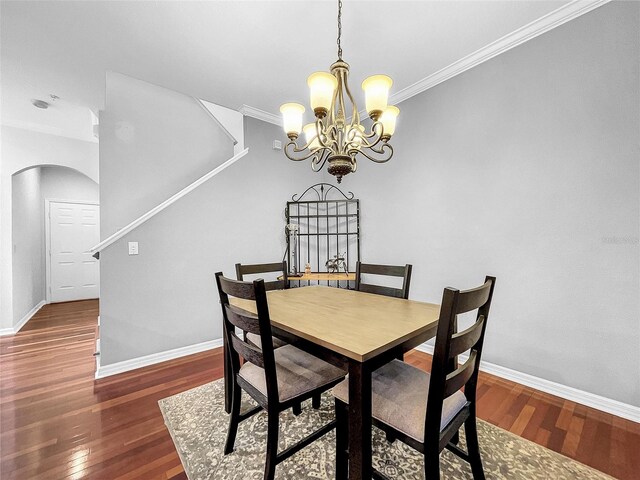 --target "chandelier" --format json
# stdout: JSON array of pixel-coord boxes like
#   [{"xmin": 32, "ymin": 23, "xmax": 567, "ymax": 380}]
[{"xmin": 279, "ymin": 0, "xmax": 399, "ymax": 183}]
